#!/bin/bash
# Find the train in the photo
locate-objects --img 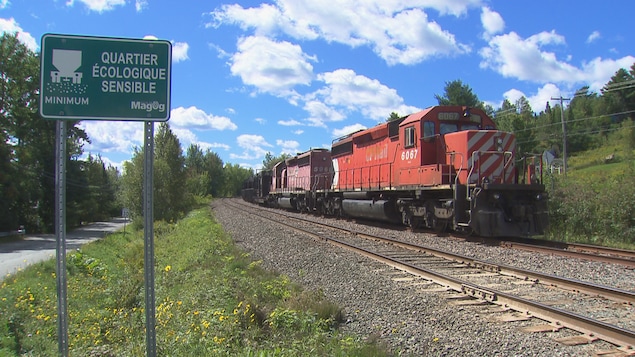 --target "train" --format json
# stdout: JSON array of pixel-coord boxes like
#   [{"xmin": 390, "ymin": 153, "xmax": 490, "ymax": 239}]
[{"xmin": 242, "ymin": 105, "xmax": 548, "ymax": 238}]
